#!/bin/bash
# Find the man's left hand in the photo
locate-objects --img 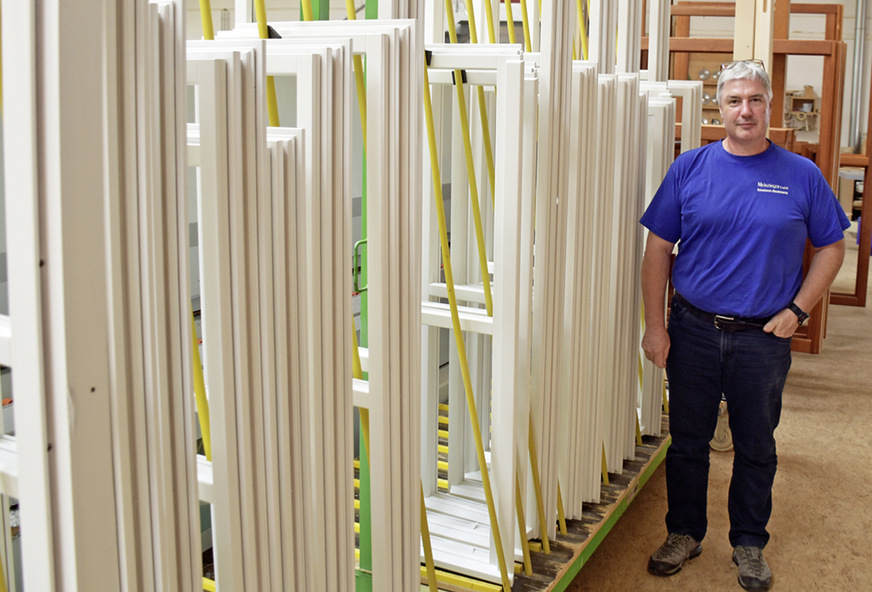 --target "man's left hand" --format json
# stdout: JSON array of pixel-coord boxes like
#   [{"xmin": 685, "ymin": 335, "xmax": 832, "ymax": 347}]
[{"xmin": 763, "ymin": 308, "xmax": 801, "ymax": 338}]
